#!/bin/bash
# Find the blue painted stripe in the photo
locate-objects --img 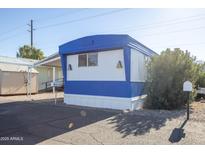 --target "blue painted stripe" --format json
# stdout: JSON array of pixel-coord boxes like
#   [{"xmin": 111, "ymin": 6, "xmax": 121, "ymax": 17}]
[
  {"xmin": 123, "ymin": 46, "xmax": 131, "ymax": 82},
  {"xmin": 60, "ymin": 54, "xmax": 67, "ymax": 85},
  {"xmin": 130, "ymin": 82, "xmax": 146, "ymax": 97},
  {"xmin": 64, "ymin": 81, "xmax": 131, "ymax": 98},
  {"xmin": 64, "ymin": 81, "xmax": 145, "ymax": 98}
]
